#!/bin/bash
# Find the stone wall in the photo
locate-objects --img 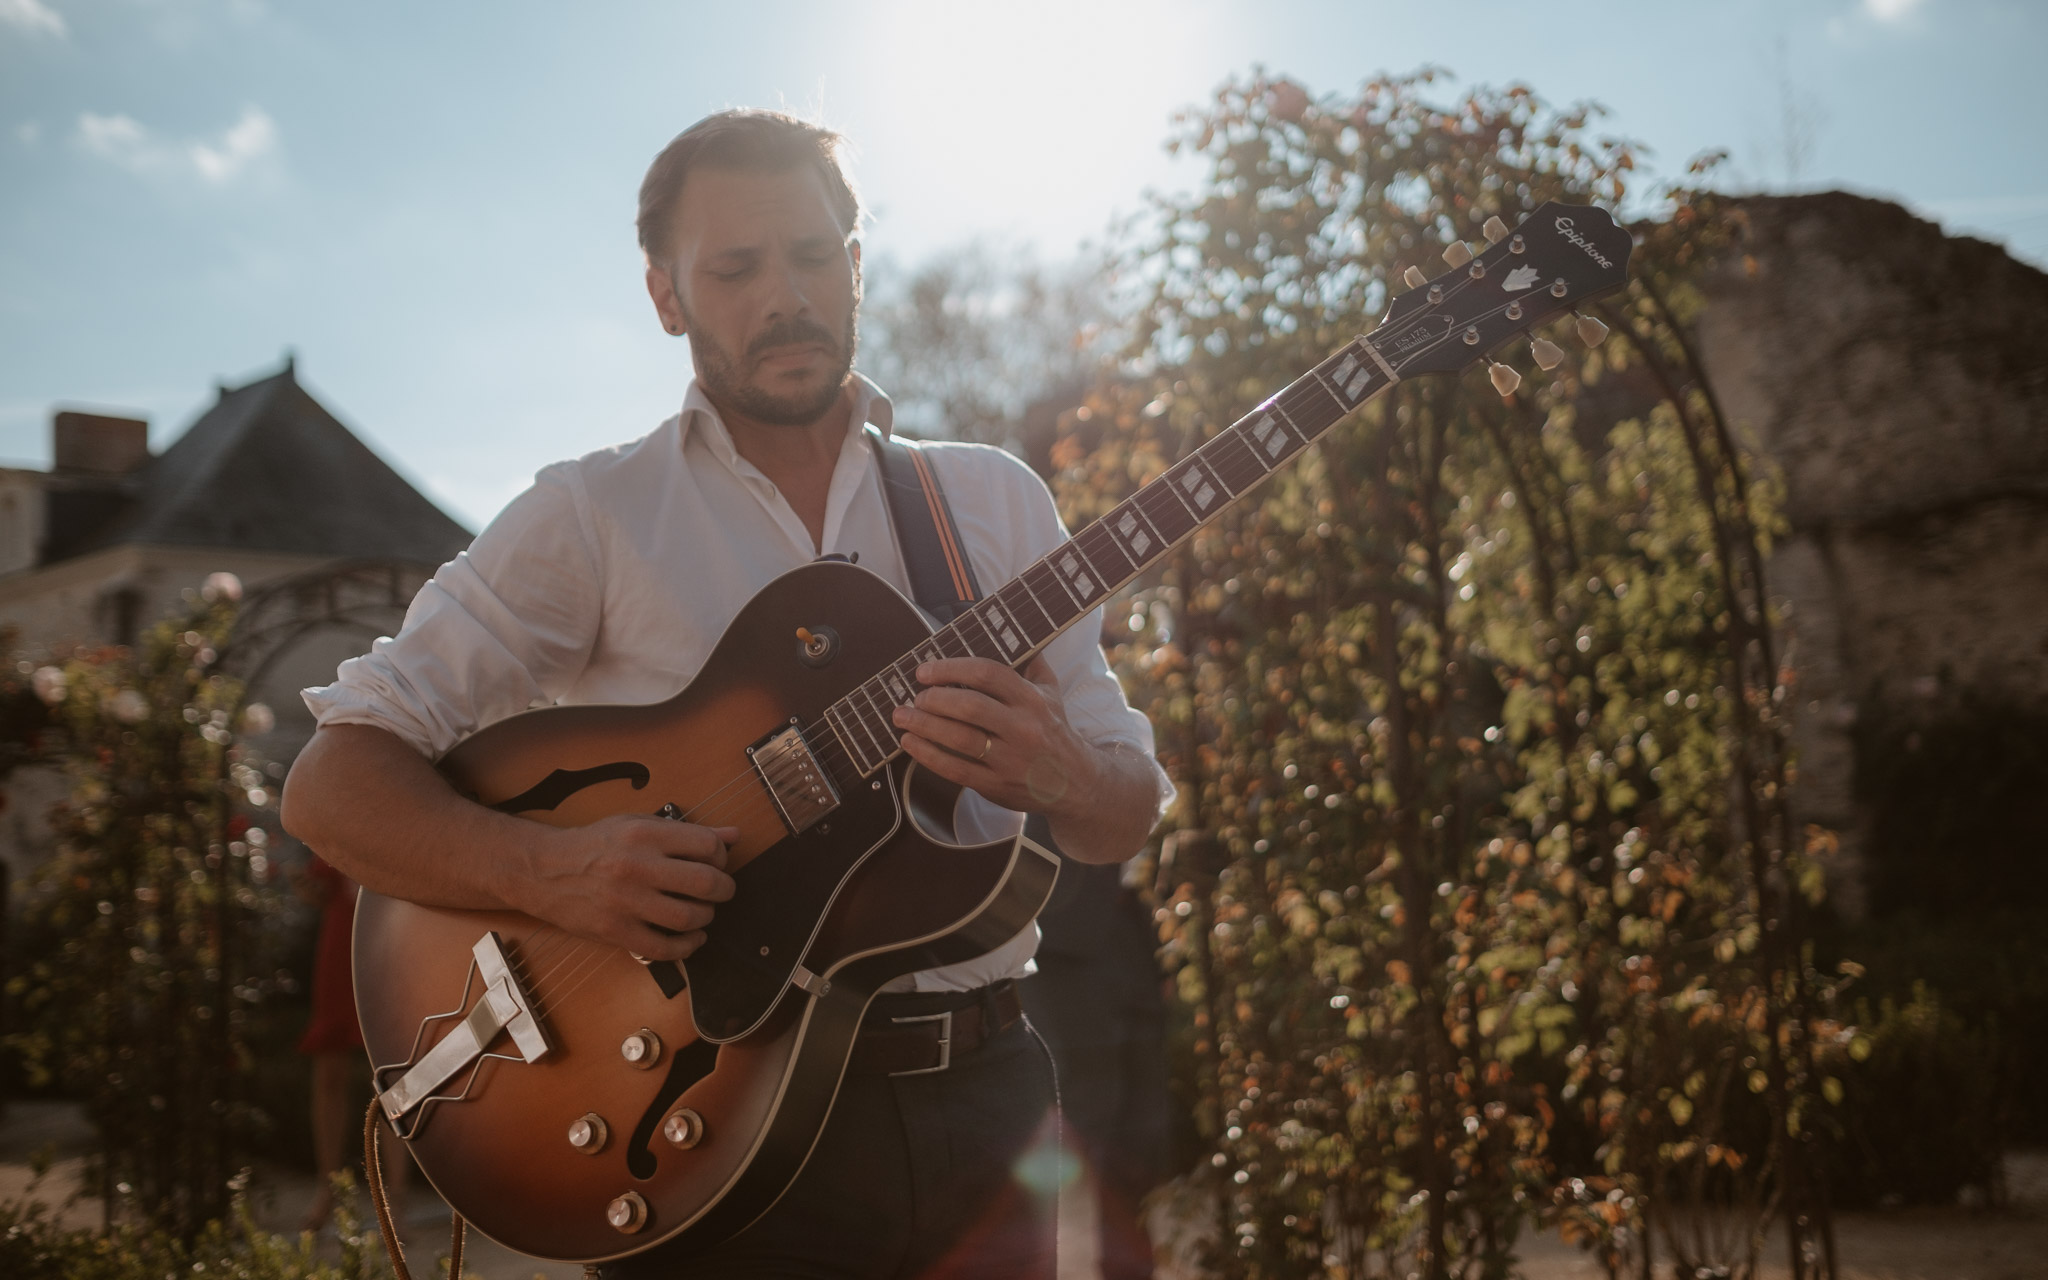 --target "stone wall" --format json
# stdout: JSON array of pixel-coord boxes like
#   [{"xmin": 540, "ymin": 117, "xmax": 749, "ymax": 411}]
[{"xmin": 1694, "ymin": 192, "xmax": 2048, "ymax": 912}]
